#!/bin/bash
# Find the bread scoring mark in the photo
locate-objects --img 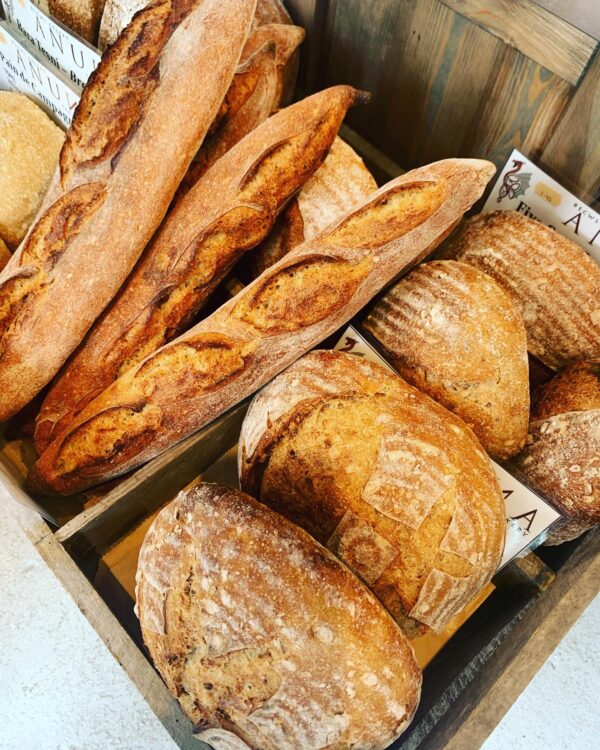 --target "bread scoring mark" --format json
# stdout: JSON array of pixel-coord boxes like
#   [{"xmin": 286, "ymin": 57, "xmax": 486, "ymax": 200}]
[
  {"xmin": 323, "ymin": 181, "xmax": 446, "ymax": 249},
  {"xmin": 0, "ymin": 183, "xmax": 106, "ymax": 357},
  {"xmin": 59, "ymin": 0, "xmax": 176, "ymax": 185},
  {"xmin": 235, "ymin": 255, "xmax": 372, "ymax": 333}
]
